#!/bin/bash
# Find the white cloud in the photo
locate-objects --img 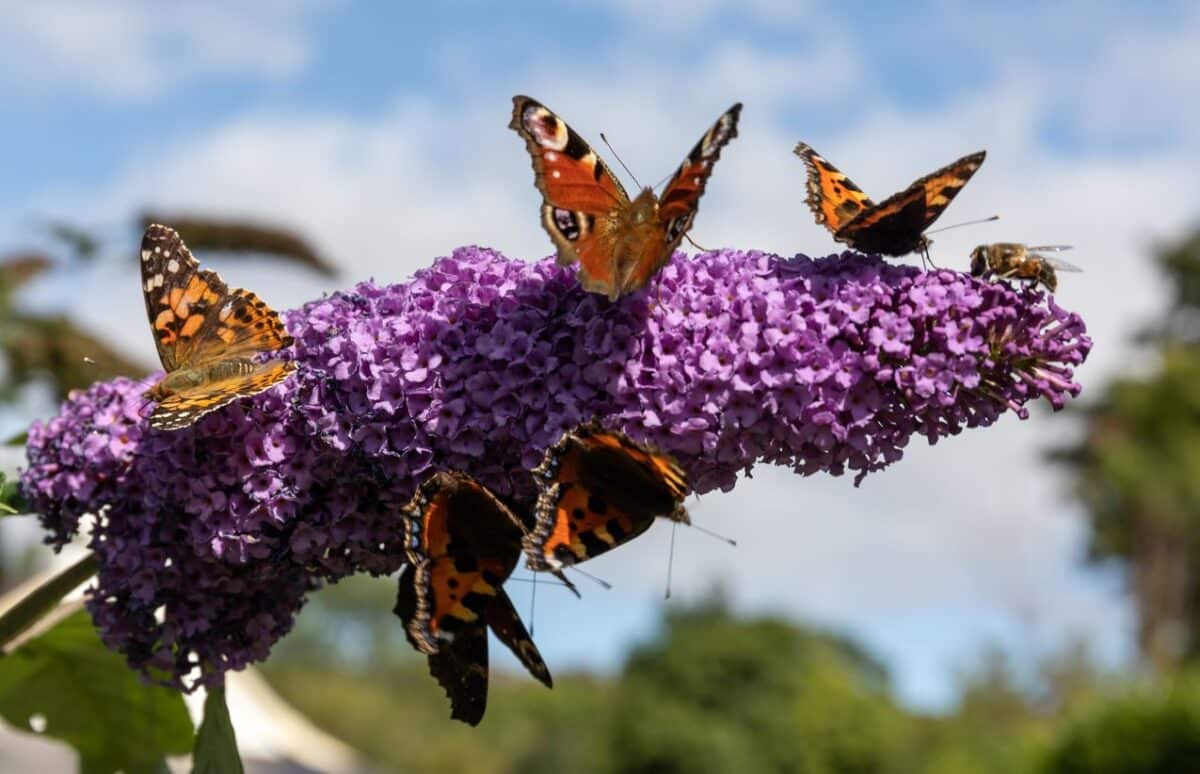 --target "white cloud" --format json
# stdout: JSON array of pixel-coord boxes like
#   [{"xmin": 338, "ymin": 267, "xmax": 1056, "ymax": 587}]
[
  {"xmin": 0, "ymin": 0, "xmax": 328, "ymax": 99},
  {"xmin": 579, "ymin": 0, "xmax": 810, "ymax": 32},
  {"xmin": 10, "ymin": 7, "xmax": 1199, "ymax": 707}
]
